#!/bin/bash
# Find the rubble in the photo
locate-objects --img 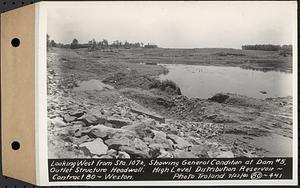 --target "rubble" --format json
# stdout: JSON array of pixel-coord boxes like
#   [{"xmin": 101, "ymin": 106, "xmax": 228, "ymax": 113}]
[
  {"xmin": 47, "ymin": 51, "xmax": 293, "ymax": 159},
  {"xmin": 79, "ymin": 138, "xmax": 108, "ymax": 156}
]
